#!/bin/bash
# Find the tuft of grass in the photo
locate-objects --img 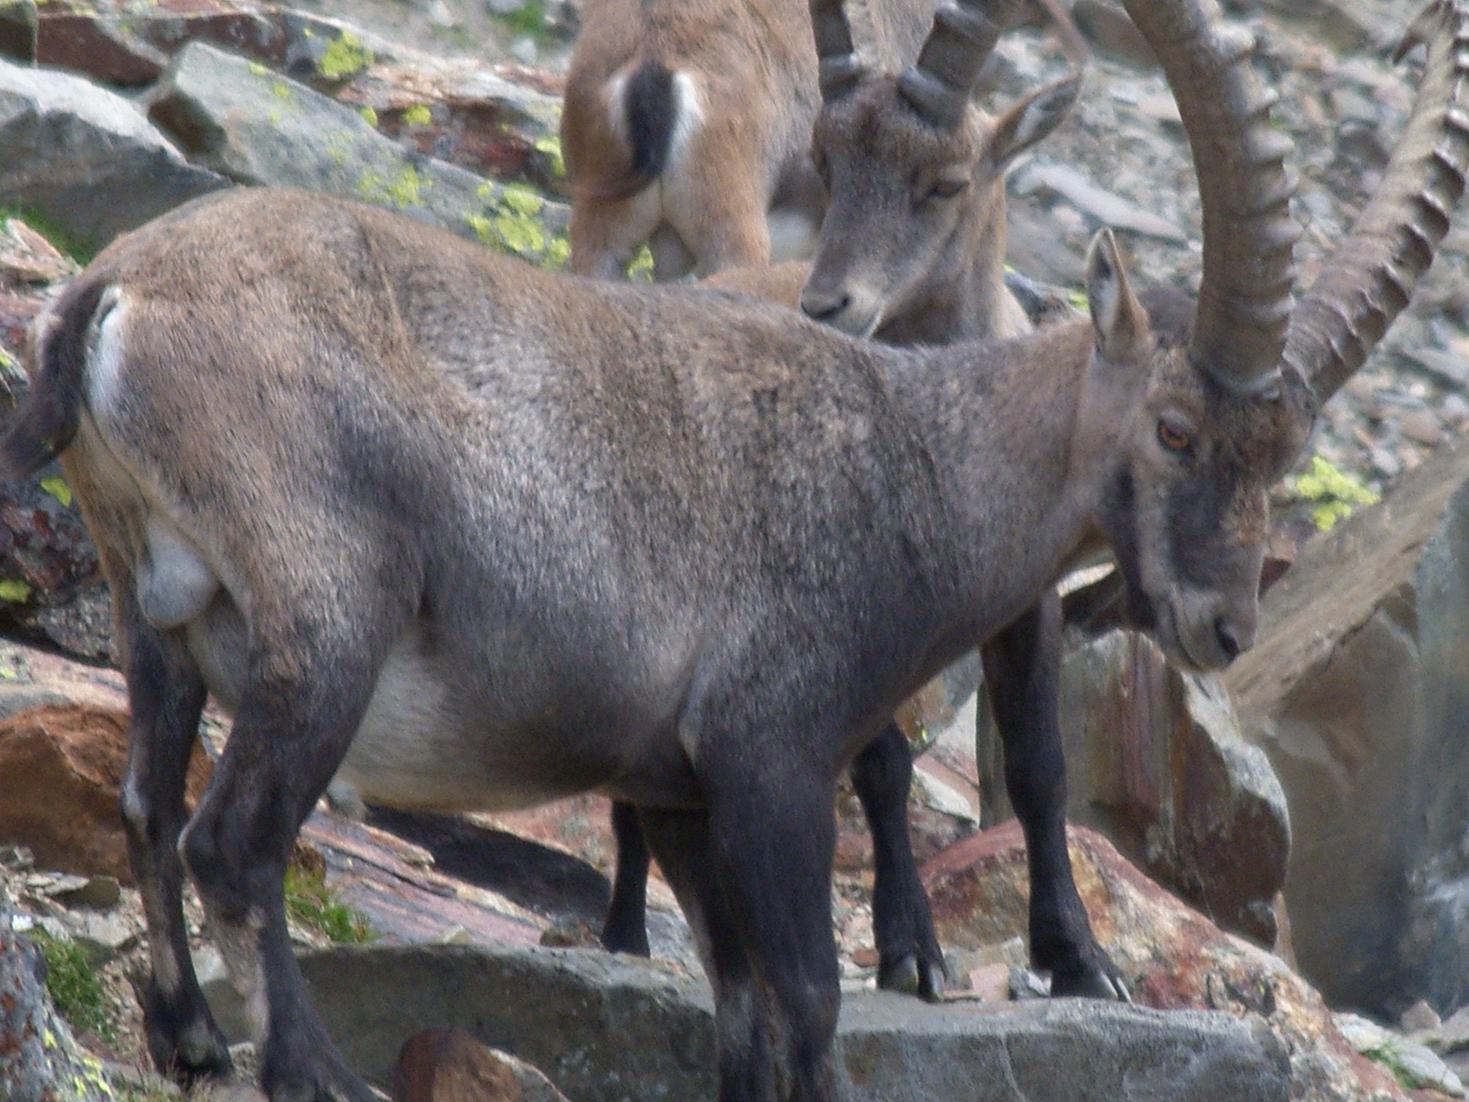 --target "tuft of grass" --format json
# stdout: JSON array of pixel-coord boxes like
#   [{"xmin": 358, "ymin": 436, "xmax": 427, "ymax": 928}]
[
  {"xmin": 1361, "ymin": 1039, "xmax": 1429, "ymax": 1091},
  {"xmin": 284, "ymin": 863, "xmax": 373, "ymax": 944},
  {"xmin": 0, "ymin": 205, "xmax": 95, "ymax": 266},
  {"xmin": 29, "ymin": 928, "xmax": 115, "ymax": 1042}
]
